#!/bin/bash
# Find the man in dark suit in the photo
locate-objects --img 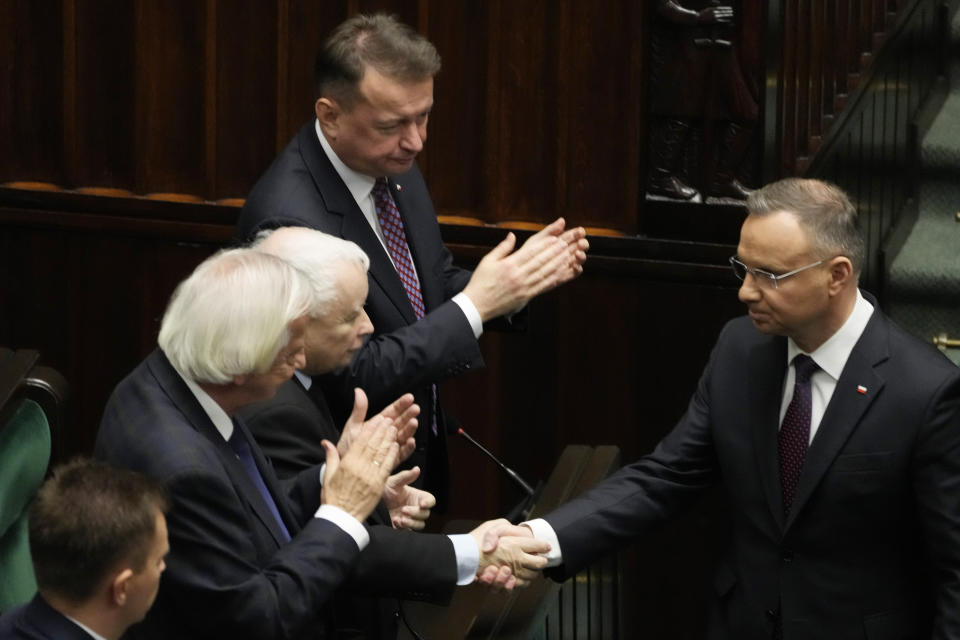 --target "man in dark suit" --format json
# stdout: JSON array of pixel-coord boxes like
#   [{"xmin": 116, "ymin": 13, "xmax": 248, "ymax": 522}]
[
  {"xmin": 483, "ymin": 178, "xmax": 960, "ymax": 639},
  {"xmin": 0, "ymin": 459, "xmax": 169, "ymax": 640},
  {"xmin": 243, "ymin": 226, "xmax": 434, "ymax": 528},
  {"xmin": 236, "ymin": 13, "xmax": 589, "ymax": 506},
  {"xmin": 241, "ymin": 227, "xmax": 442, "ymax": 637},
  {"xmin": 94, "ymin": 248, "xmax": 547, "ymax": 639}
]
